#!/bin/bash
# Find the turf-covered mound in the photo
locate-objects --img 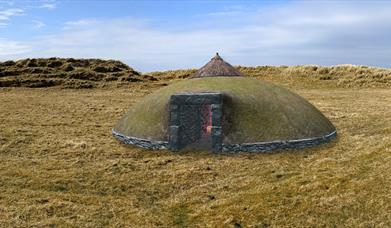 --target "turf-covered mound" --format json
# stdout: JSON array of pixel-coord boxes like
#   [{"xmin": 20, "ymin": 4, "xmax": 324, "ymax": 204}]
[
  {"xmin": 114, "ymin": 77, "xmax": 335, "ymax": 144},
  {"xmin": 0, "ymin": 58, "xmax": 158, "ymax": 88}
]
